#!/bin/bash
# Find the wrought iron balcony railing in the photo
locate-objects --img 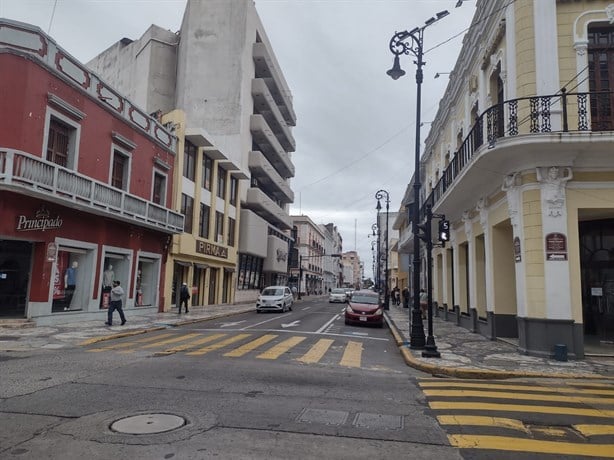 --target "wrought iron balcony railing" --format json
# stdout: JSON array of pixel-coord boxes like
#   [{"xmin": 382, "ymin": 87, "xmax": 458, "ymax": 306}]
[
  {"xmin": 0, "ymin": 149, "xmax": 184, "ymax": 233},
  {"xmin": 423, "ymin": 89, "xmax": 613, "ymax": 214}
]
